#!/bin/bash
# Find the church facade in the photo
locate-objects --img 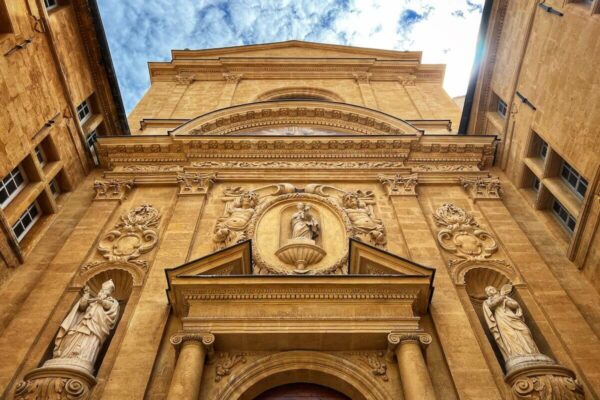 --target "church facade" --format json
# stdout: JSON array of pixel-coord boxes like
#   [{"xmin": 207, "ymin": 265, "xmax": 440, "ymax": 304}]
[{"xmin": 1, "ymin": 21, "xmax": 600, "ymax": 400}]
